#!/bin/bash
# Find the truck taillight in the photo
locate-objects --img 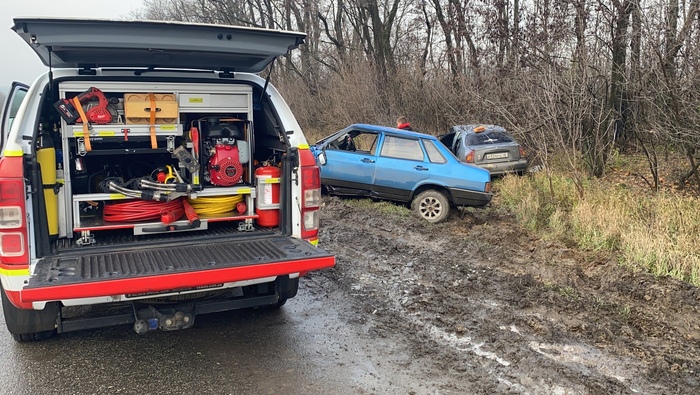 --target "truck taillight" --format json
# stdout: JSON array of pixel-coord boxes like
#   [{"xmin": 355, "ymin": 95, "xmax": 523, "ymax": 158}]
[
  {"xmin": 302, "ymin": 167, "xmax": 321, "ymax": 208},
  {"xmin": 0, "ymin": 157, "xmax": 29, "ymax": 266},
  {"xmin": 0, "ymin": 232, "xmax": 26, "ymax": 257},
  {"xmin": 299, "ymin": 150, "xmax": 321, "ymax": 242}
]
